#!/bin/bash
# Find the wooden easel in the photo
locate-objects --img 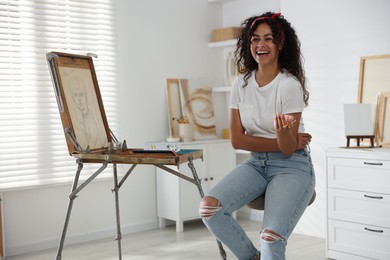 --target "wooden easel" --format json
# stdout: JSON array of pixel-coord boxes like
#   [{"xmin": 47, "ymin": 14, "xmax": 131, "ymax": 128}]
[{"xmin": 346, "ymin": 135, "xmax": 375, "ymax": 148}]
